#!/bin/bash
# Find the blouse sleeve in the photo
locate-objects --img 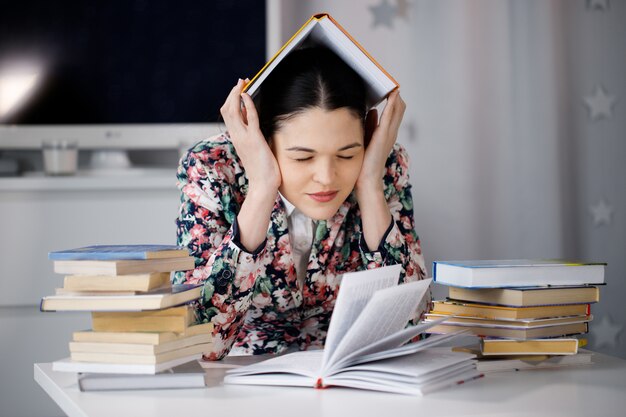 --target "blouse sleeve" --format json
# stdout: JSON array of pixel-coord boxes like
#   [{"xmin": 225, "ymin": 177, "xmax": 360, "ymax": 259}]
[
  {"xmin": 358, "ymin": 144, "xmax": 431, "ymax": 321},
  {"xmin": 173, "ymin": 139, "xmax": 266, "ymax": 360}
]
